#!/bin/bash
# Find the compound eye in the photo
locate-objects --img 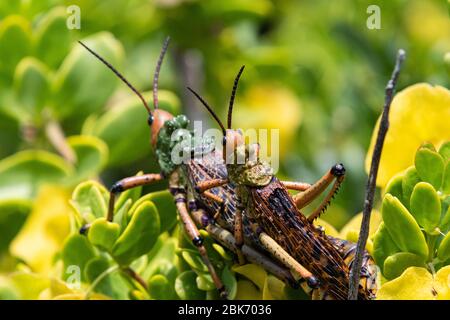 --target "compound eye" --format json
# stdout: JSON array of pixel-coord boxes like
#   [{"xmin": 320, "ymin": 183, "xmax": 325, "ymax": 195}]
[
  {"xmin": 147, "ymin": 114, "xmax": 153, "ymax": 125},
  {"xmin": 222, "ymin": 136, "xmax": 227, "ymax": 146}
]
